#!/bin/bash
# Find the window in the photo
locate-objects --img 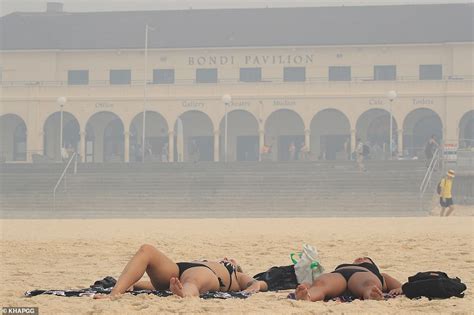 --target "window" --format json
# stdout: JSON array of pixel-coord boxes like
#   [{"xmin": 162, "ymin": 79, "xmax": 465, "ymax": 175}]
[
  {"xmin": 328, "ymin": 66, "xmax": 351, "ymax": 81},
  {"xmin": 284, "ymin": 67, "xmax": 306, "ymax": 82},
  {"xmin": 153, "ymin": 69, "xmax": 175, "ymax": 84},
  {"xmin": 196, "ymin": 68, "xmax": 218, "ymax": 83},
  {"xmin": 419, "ymin": 64, "xmax": 442, "ymax": 80},
  {"xmin": 374, "ymin": 65, "xmax": 396, "ymax": 81},
  {"xmin": 68, "ymin": 70, "xmax": 89, "ymax": 85},
  {"xmin": 240, "ymin": 67, "xmax": 261, "ymax": 82},
  {"xmin": 110, "ymin": 69, "xmax": 131, "ymax": 85}
]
